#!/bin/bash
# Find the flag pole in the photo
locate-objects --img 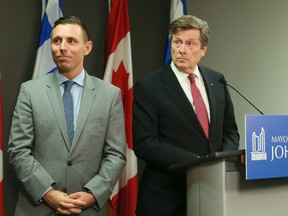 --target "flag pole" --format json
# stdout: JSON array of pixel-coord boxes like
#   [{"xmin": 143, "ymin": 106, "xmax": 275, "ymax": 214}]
[{"xmin": 0, "ymin": 66, "xmax": 4, "ymax": 216}]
